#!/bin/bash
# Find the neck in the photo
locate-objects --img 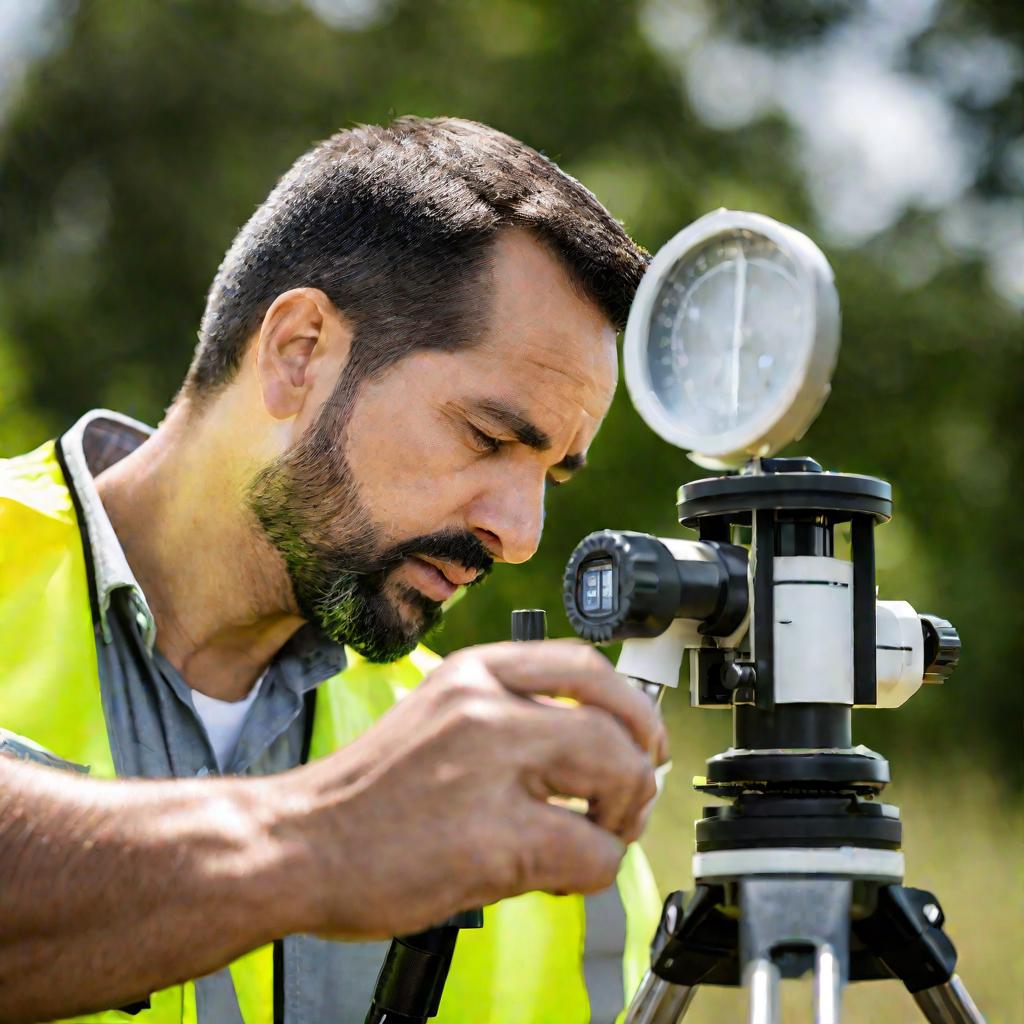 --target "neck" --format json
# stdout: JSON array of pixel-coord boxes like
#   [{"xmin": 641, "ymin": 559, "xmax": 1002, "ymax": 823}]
[{"xmin": 95, "ymin": 400, "xmax": 305, "ymax": 701}]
